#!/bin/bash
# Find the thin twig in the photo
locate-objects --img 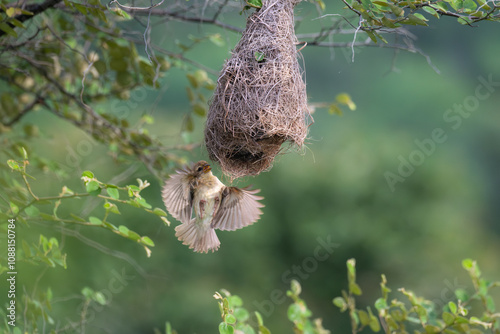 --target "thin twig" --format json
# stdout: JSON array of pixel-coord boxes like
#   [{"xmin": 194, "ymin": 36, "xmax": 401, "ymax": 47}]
[{"xmin": 108, "ymin": 0, "xmax": 165, "ymax": 11}]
